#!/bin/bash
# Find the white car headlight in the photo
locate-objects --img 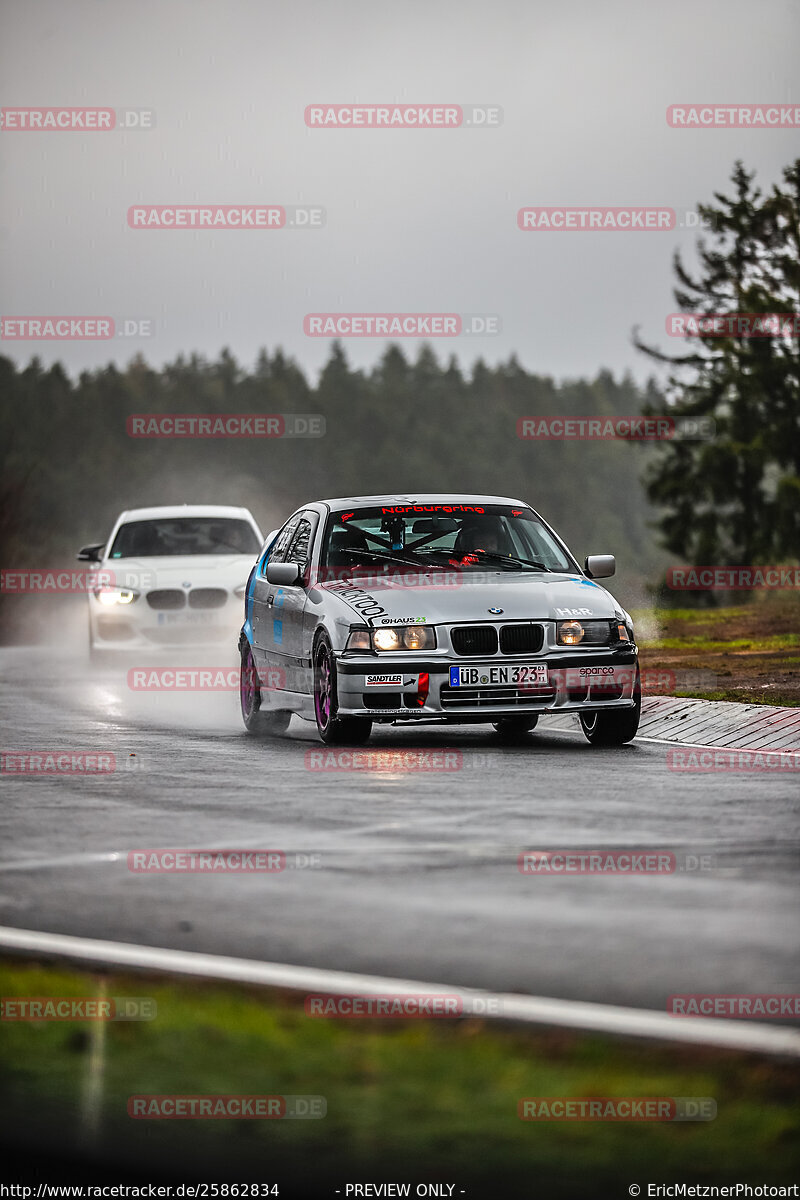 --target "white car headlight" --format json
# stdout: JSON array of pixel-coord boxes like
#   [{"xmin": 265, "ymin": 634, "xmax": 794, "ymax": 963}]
[{"xmin": 94, "ymin": 587, "xmax": 139, "ymax": 606}]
